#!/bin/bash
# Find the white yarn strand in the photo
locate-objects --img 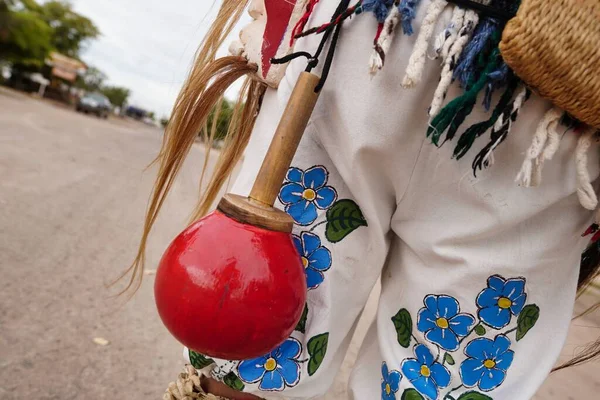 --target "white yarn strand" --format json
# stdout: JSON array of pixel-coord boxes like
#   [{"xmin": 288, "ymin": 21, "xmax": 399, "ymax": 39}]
[
  {"xmin": 429, "ymin": 10, "xmax": 478, "ymax": 117},
  {"xmin": 515, "ymin": 107, "xmax": 563, "ymax": 187},
  {"xmin": 402, "ymin": 0, "xmax": 448, "ymax": 88},
  {"xmin": 369, "ymin": 3, "xmax": 402, "ymax": 74},
  {"xmin": 575, "ymin": 128, "xmax": 598, "ymax": 210},
  {"xmin": 529, "ymin": 153, "xmax": 544, "ymax": 187},
  {"xmin": 433, "ymin": 28, "xmax": 448, "ymax": 59}
]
